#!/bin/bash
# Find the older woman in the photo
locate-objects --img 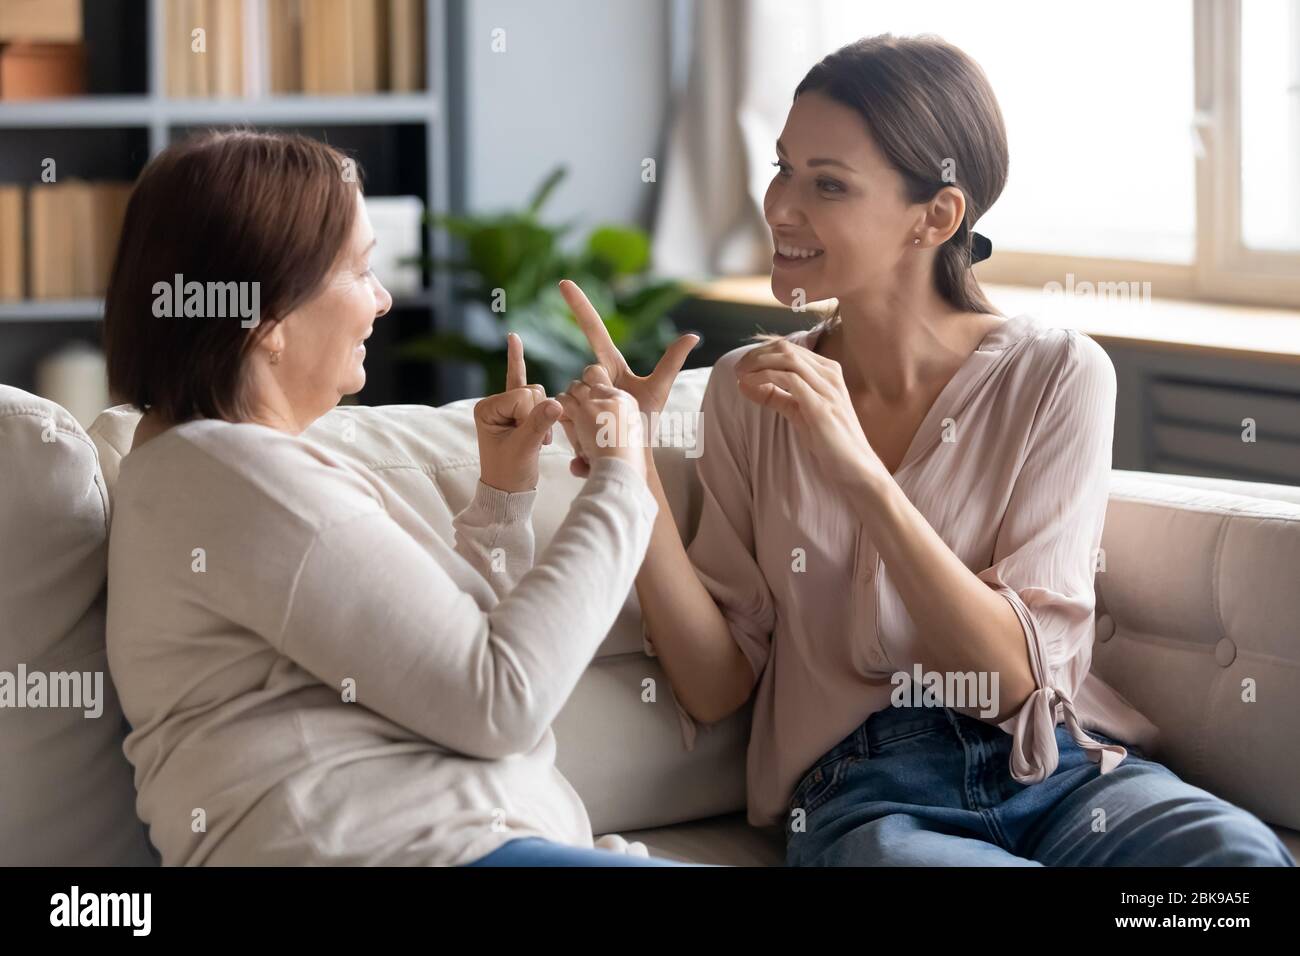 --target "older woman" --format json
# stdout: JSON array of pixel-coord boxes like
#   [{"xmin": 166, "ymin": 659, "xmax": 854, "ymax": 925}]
[{"xmin": 103, "ymin": 129, "xmax": 690, "ymax": 866}]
